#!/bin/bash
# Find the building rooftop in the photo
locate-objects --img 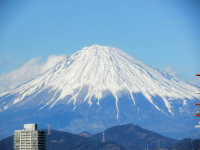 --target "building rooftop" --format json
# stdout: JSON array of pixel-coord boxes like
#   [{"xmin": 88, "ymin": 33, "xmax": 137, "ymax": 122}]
[{"xmin": 24, "ymin": 124, "xmax": 37, "ymax": 131}]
